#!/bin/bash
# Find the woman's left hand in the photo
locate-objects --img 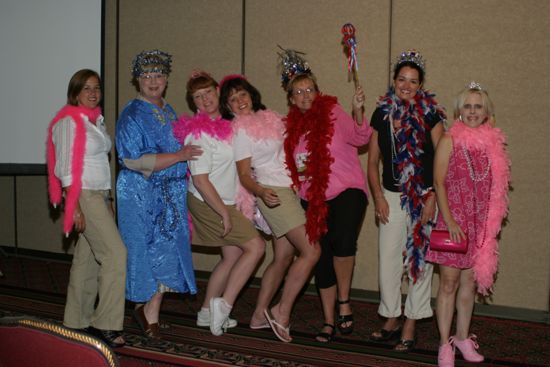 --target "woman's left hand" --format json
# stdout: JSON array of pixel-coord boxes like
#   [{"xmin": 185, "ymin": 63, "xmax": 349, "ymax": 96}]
[
  {"xmin": 352, "ymin": 85, "xmax": 366, "ymax": 110},
  {"xmin": 259, "ymin": 187, "xmax": 280, "ymax": 207},
  {"xmin": 177, "ymin": 144, "xmax": 203, "ymax": 162},
  {"xmin": 421, "ymin": 192, "xmax": 436, "ymax": 225}
]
